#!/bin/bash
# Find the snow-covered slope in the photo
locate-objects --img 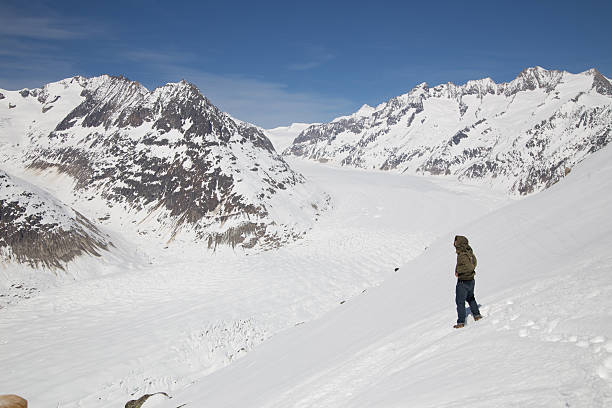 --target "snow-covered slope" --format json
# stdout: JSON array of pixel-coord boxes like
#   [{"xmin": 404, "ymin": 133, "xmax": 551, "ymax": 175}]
[
  {"xmin": 0, "ymin": 169, "xmax": 111, "ymax": 270},
  {"xmin": 160, "ymin": 144, "xmax": 612, "ymax": 407},
  {"xmin": 0, "ymin": 158, "xmax": 510, "ymax": 407},
  {"xmin": 0, "ymin": 76, "xmax": 327, "ymax": 259},
  {"xmin": 286, "ymin": 67, "xmax": 612, "ymax": 195},
  {"xmin": 265, "ymin": 122, "xmax": 318, "ymax": 152},
  {"xmin": 1, "ymin": 68, "xmax": 610, "ymax": 408}
]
